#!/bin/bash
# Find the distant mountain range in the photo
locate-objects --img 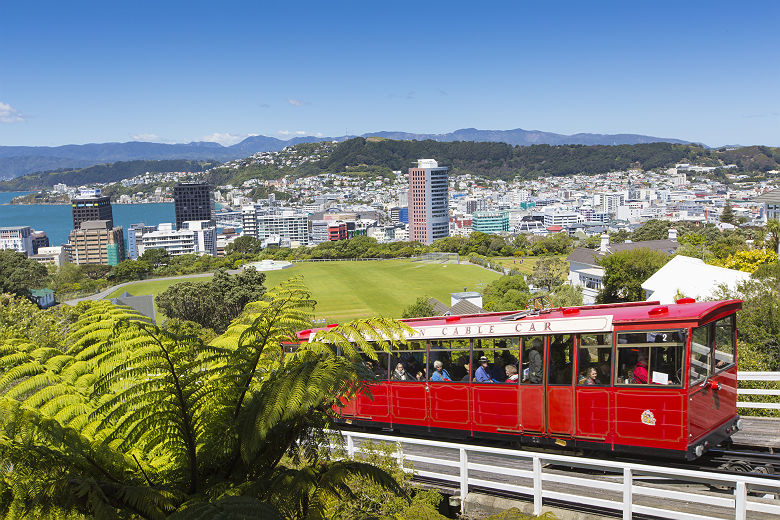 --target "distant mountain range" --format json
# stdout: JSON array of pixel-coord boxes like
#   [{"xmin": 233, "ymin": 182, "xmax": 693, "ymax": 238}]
[{"xmin": 0, "ymin": 128, "xmax": 694, "ymax": 178}]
